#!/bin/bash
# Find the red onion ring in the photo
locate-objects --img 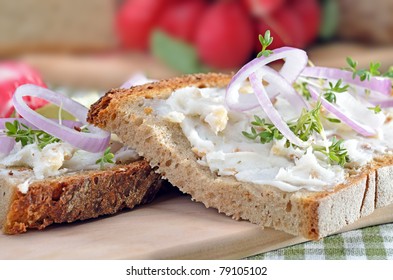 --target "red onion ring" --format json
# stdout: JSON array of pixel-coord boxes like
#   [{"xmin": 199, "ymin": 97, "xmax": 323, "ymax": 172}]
[
  {"xmin": 249, "ymin": 69, "xmax": 308, "ymax": 148},
  {"xmin": 120, "ymin": 73, "xmax": 150, "ymax": 89},
  {"xmin": 0, "ymin": 118, "xmax": 35, "ymax": 155},
  {"xmin": 307, "ymin": 86, "xmax": 381, "ymax": 136},
  {"xmin": 301, "ymin": 66, "xmax": 392, "ymax": 96},
  {"xmin": 0, "ymin": 136, "xmax": 15, "ymax": 156},
  {"xmin": 226, "ymin": 47, "xmax": 308, "ymax": 111},
  {"xmin": 0, "ymin": 118, "xmax": 85, "ymax": 156},
  {"xmin": 368, "ymin": 98, "xmax": 393, "ymax": 108},
  {"xmin": 12, "ymin": 84, "xmax": 110, "ymax": 153}
]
